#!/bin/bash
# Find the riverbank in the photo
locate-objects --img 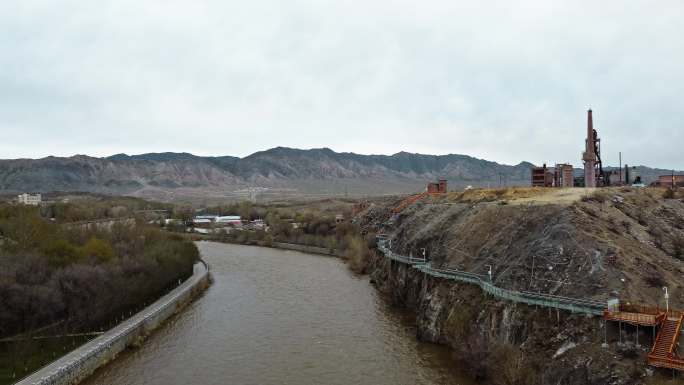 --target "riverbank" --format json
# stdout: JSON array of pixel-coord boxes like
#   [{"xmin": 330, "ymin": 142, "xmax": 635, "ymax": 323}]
[
  {"xmin": 270, "ymin": 241, "xmax": 344, "ymax": 257},
  {"xmin": 189, "ymin": 233, "xmax": 345, "ymax": 258},
  {"xmin": 14, "ymin": 261, "xmax": 210, "ymax": 385},
  {"xmin": 79, "ymin": 242, "xmax": 475, "ymax": 385}
]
